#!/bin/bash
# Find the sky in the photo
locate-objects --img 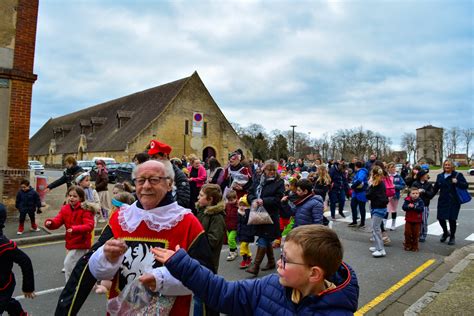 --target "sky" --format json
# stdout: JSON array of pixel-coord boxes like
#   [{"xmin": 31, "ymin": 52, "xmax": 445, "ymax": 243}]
[{"xmin": 30, "ymin": 0, "xmax": 473, "ymax": 150}]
